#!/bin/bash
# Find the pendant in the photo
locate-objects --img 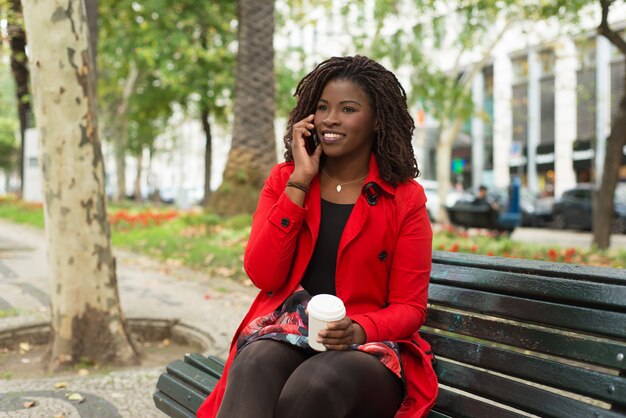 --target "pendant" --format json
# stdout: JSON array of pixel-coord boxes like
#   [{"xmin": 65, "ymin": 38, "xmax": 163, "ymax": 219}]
[{"xmin": 336, "ymin": 185, "xmax": 342, "ymax": 192}]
